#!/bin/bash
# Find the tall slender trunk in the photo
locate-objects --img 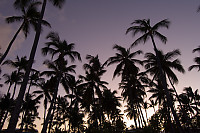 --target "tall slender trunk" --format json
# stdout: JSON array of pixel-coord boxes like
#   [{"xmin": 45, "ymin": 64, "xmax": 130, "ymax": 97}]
[
  {"xmin": 11, "ymin": 83, "xmax": 17, "ymax": 99},
  {"xmin": 150, "ymin": 35, "xmax": 185, "ymax": 133},
  {"xmin": 41, "ymin": 74, "xmax": 61, "ymax": 133},
  {"xmin": 43, "ymin": 96, "xmax": 47, "ymax": 124},
  {"xmin": 0, "ymin": 23, "xmax": 24, "ymax": 65},
  {"xmin": 145, "ymin": 109, "xmax": 148, "ymax": 123},
  {"xmin": 6, "ymin": 0, "xmax": 47, "ymax": 132},
  {"xmin": 137, "ymin": 108, "xmax": 142, "ymax": 128},
  {"xmin": 7, "ymin": 84, "xmax": 12, "ymax": 95},
  {"xmin": 133, "ymin": 110, "xmax": 138, "ymax": 129}
]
